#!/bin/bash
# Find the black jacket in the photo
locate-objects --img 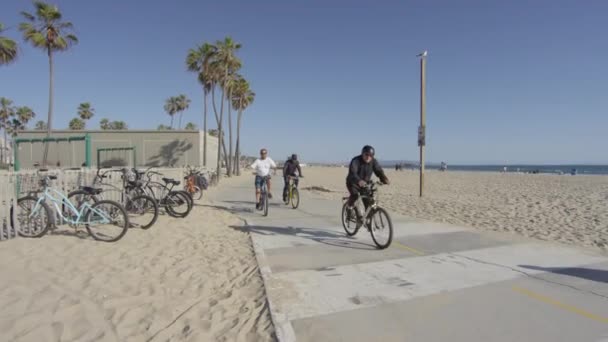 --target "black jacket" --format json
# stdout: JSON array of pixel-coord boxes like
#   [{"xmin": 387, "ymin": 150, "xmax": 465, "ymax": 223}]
[
  {"xmin": 346, "ymin": 156, "xmax": 388, "ymax": 185},
  {"xmin": 283, "ymin": 159, "xmax": 303, "ymax": 177}
]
